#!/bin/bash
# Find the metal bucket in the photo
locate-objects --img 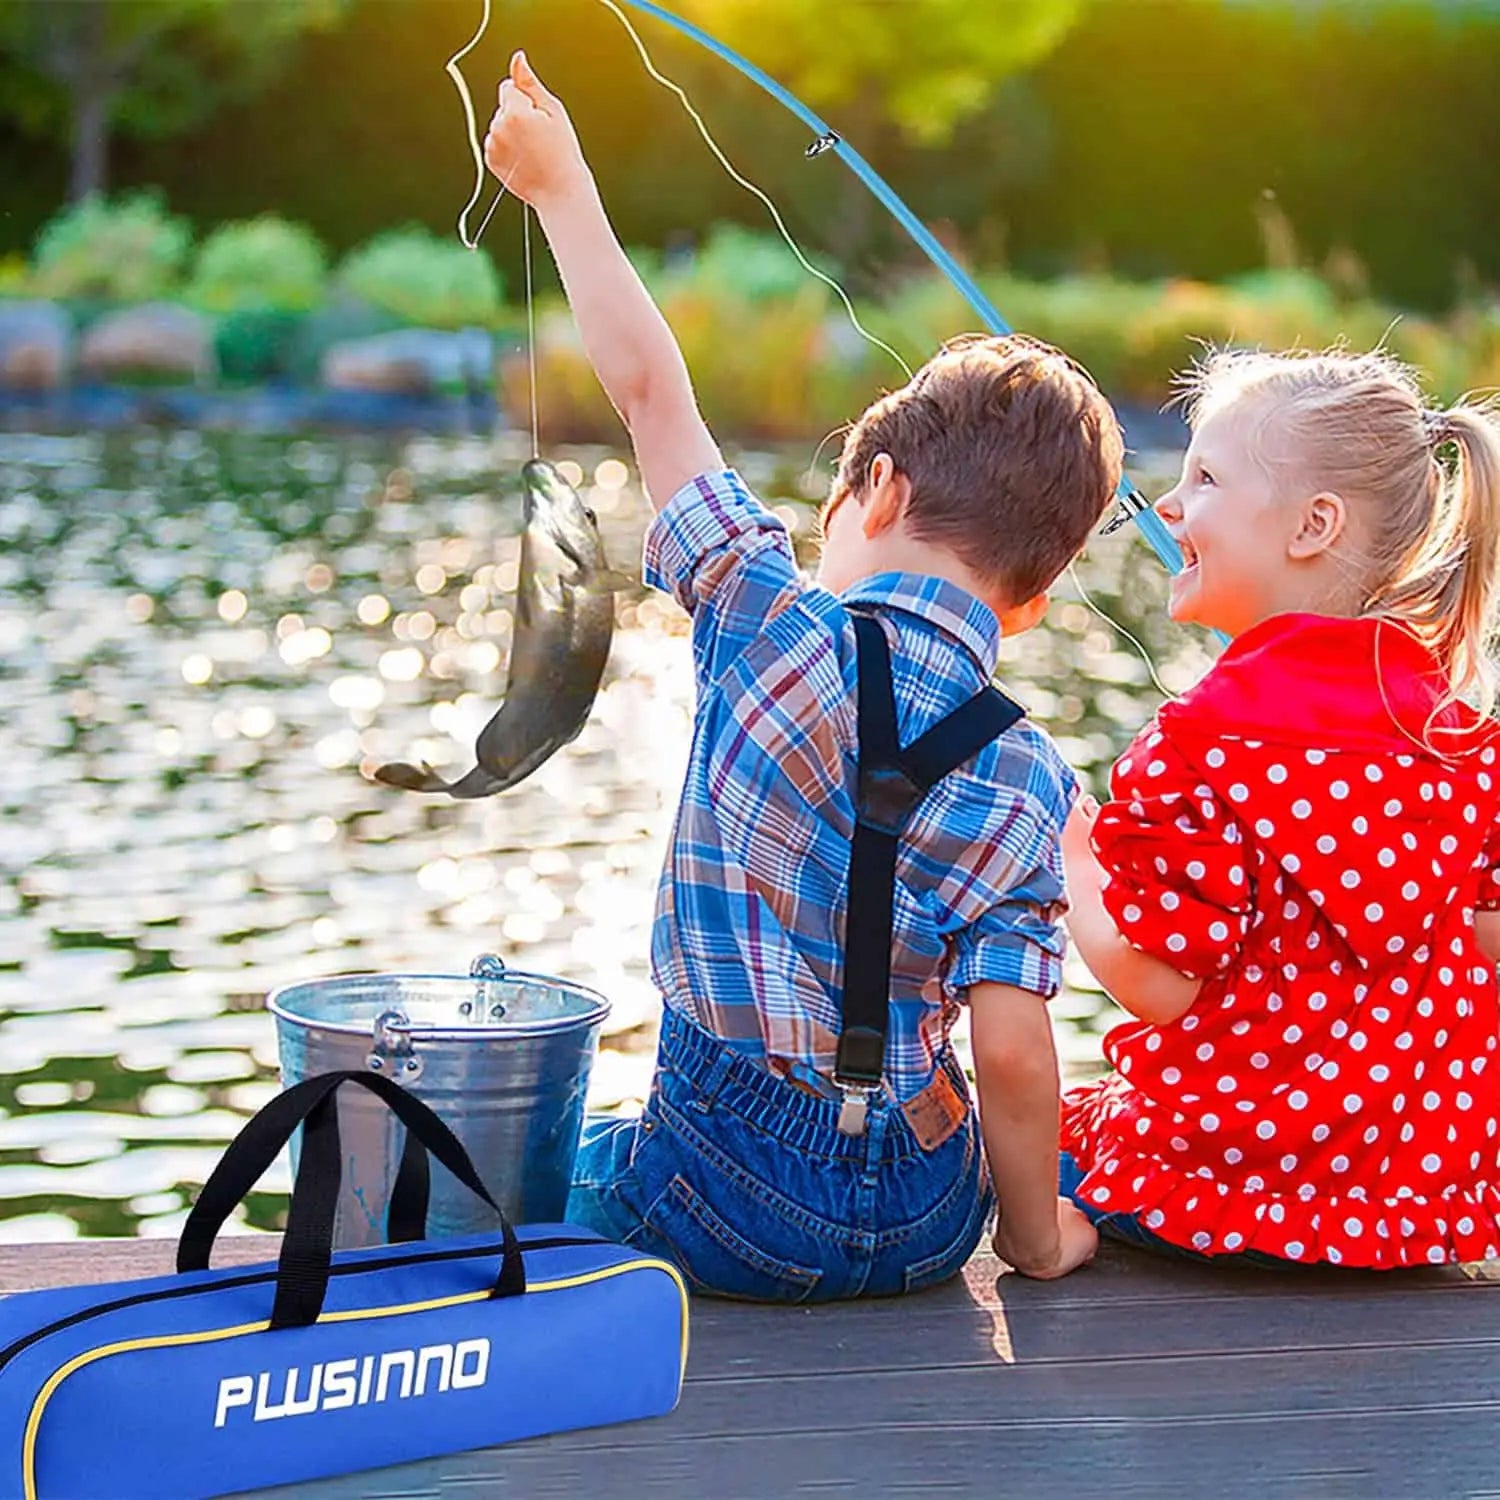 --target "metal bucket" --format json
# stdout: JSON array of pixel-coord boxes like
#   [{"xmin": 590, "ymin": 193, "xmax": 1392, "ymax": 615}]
[{"xmin": 268, "ymin": 954, "xmax": 610, "ymax": 1247}]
